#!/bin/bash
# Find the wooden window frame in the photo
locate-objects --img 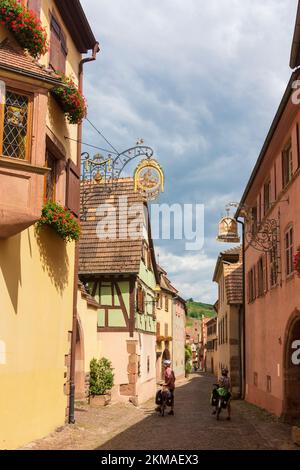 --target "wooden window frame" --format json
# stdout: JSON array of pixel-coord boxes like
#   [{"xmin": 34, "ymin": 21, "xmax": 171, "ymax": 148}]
[
  {"xmin": 0, "ymin": 88, "xmax": 33, "ymax": 162},
  {"xmin": 270, "ymin": 235, "xmax": 278, "ymax": 287}
]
